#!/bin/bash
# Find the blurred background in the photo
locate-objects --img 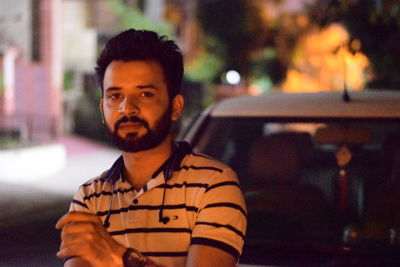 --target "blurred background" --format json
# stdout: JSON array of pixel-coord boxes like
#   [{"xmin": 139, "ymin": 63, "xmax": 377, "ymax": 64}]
[{"xmin": 0, "ymin": 0, "xmax": 400, "ymax": 265}]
